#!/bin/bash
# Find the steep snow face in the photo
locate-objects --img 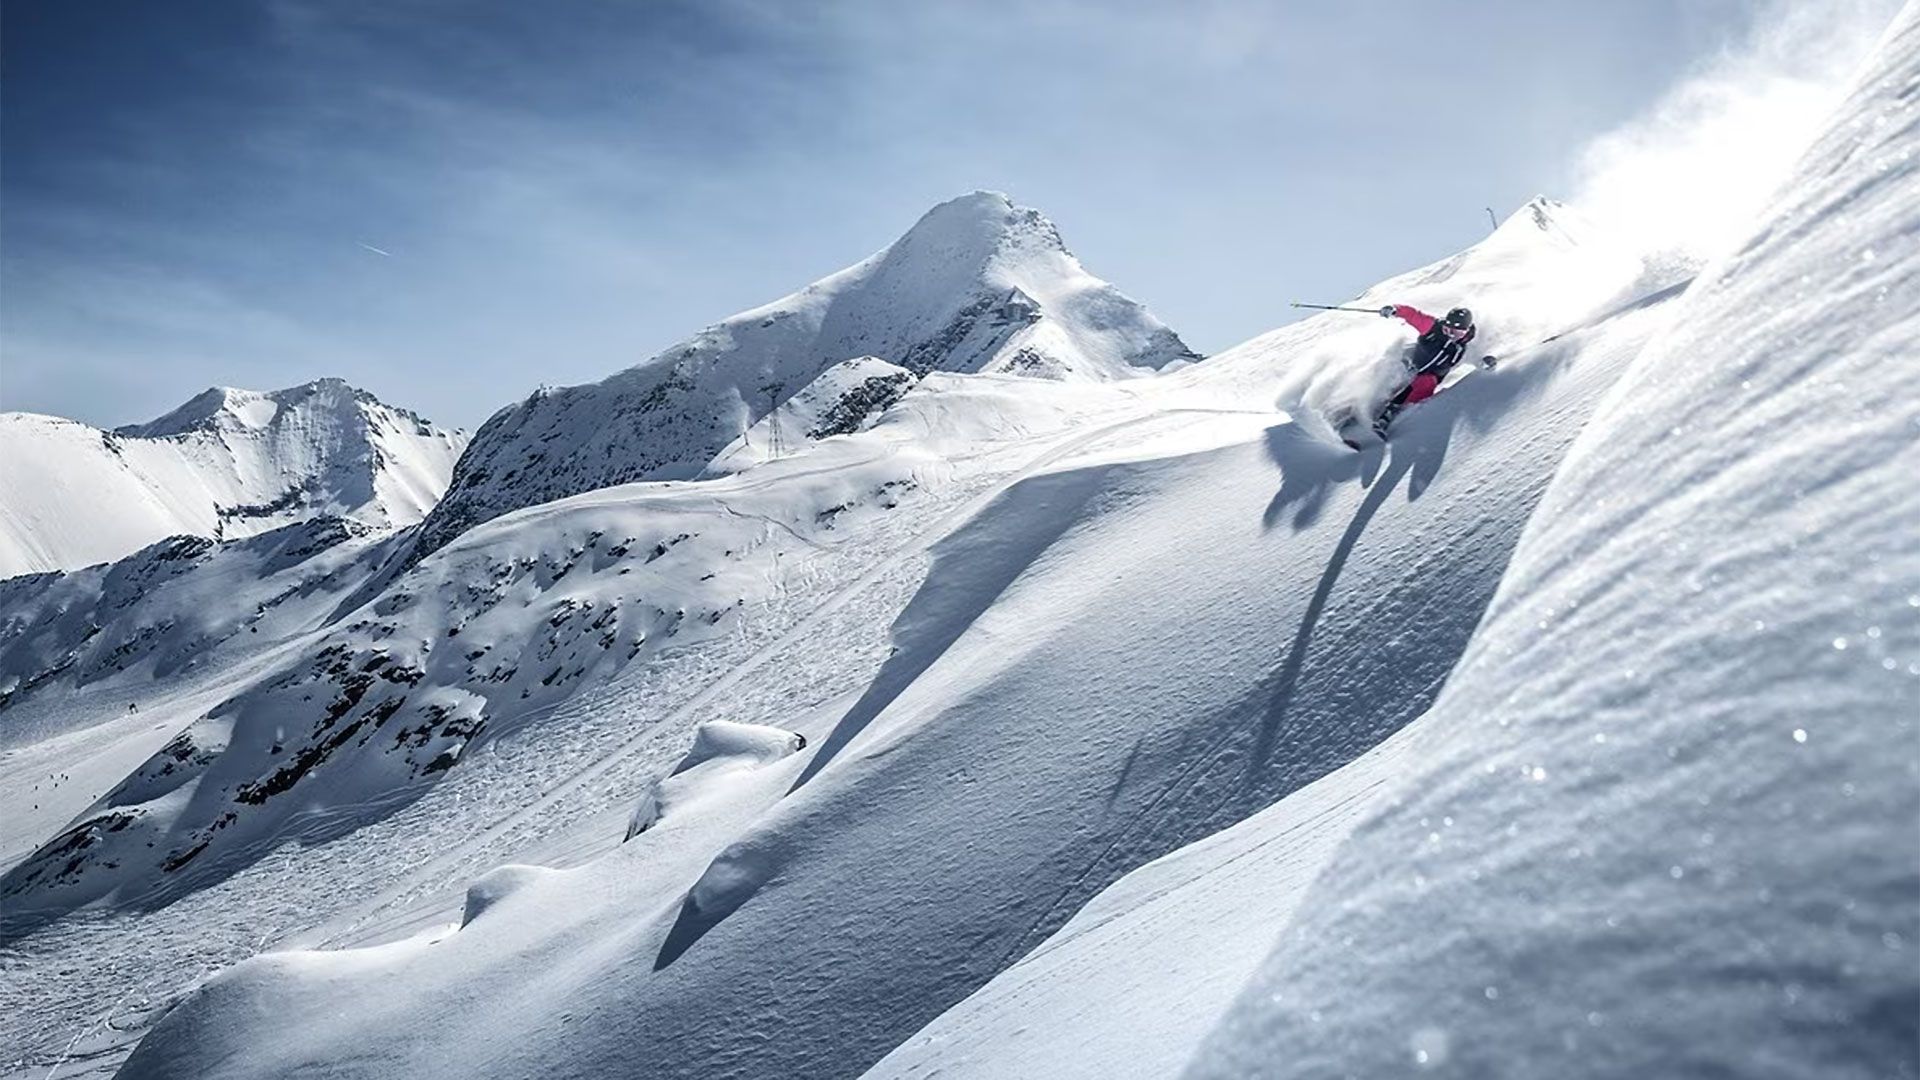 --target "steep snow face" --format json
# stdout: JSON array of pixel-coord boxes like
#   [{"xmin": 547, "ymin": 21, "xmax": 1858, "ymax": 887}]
[
  {"xmin": 0, "ymin": 378, "xmax": 466, "ymax": 577},
  {"xmin": 109, "ymin": 186, "xmax": 1679, "ymax": 1078},
  {"xmin": 865, "ymin": 18, "xmax": 1920, "ymax": 1080},
  {"xmin": 411, "ymin": 191, "xmax": 1198, "ymax": 556},
  {"xmin": 867, "ymin": 728, "xmax": 1417, "ymax": 1080},
  {"xmin": 0, "ymin": 519, "xmax": 400, "ymax": 873},
  {"xmin": 0, "ymin": 519, "xmax": 390, "ymax": 728},
  {"xmin": 1185, "ymin": 12, "xmax": 1920, "ymax": 1078}
]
